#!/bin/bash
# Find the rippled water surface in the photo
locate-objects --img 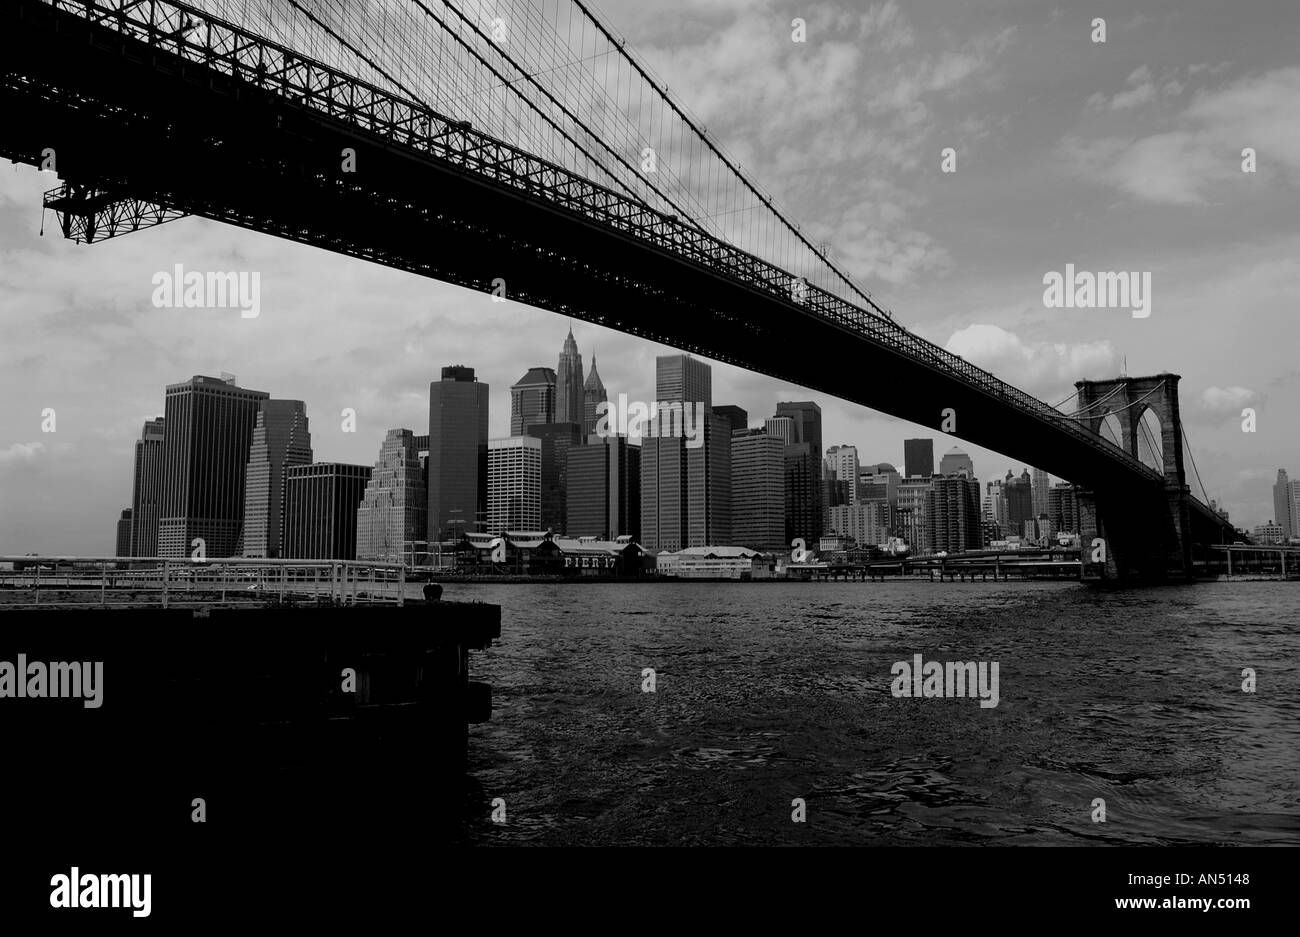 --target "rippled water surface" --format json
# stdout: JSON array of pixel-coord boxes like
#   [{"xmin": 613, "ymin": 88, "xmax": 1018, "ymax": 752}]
[{"xmin": 444, "ymin": 581, "xmax": 1299, "ymax": 845}]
